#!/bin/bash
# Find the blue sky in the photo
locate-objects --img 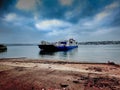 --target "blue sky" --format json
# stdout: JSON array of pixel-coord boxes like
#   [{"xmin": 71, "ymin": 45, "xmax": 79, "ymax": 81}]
[{"xmin": 0, "ymin": 0, "xmax": 120, "ymax": 43}]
